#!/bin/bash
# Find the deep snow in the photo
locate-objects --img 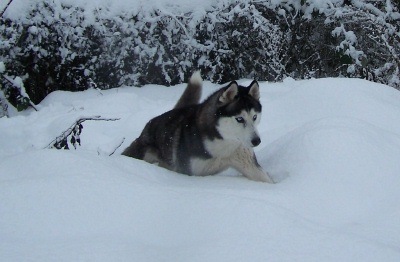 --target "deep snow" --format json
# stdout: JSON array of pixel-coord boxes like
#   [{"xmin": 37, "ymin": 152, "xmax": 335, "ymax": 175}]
[{"xmin": 1, "ymin": 78, "xmax": 400, "ymax": 261}]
